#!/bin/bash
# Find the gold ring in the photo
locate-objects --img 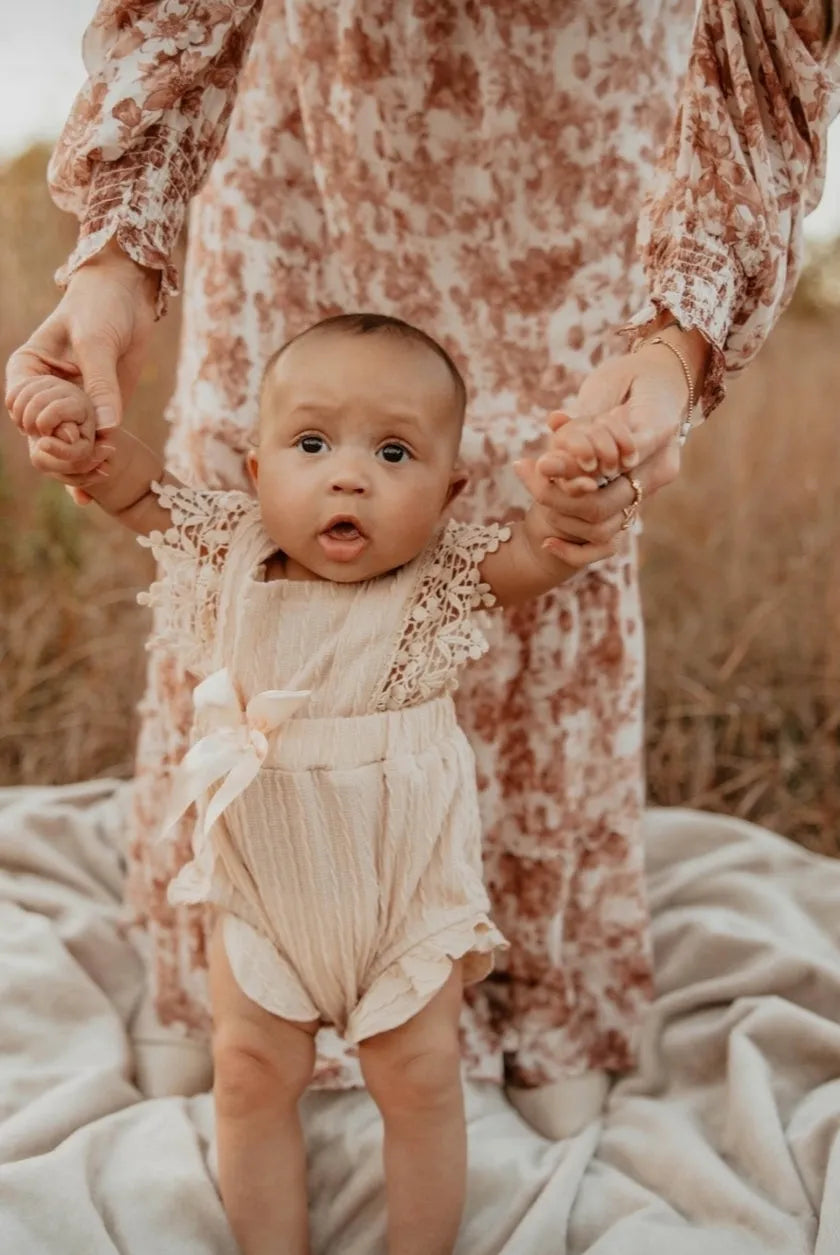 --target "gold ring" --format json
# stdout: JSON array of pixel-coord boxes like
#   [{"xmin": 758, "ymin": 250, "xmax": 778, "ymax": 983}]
[{"xmin": 619, "ymin": 474, "xmax": 643, "ymax": 531}]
